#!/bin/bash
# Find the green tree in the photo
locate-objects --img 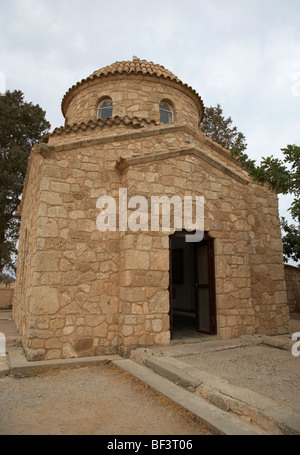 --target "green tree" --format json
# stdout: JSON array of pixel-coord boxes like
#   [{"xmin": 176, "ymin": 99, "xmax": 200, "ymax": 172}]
[
  {"xmin": 202, "ymin": 105, "xmax": 299, "ymax": 264},
  {"xmin": 201, "ymin": 103, "xmax": 248, "ymax": 155},
  {"xmin": 0, "ymin": 272, "xmax": 14, "ymax": 287},
  {"xmin": 0, "ymin": 90, "xmax": 50, "ymax": 274},
  {"xmin": 251, "ymin": 145, "xmax": 300, "ymax": 264}
]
